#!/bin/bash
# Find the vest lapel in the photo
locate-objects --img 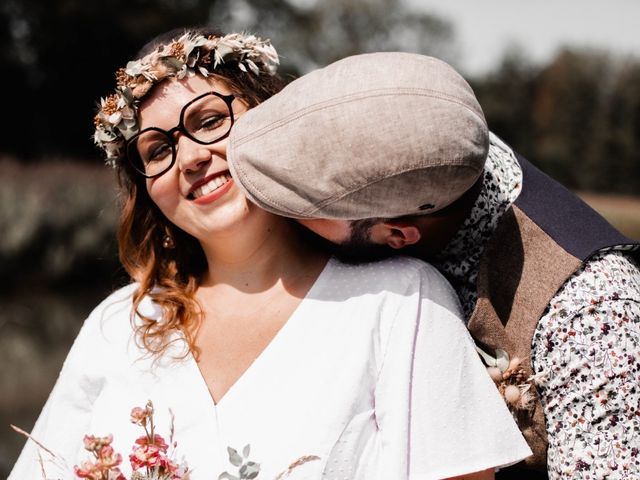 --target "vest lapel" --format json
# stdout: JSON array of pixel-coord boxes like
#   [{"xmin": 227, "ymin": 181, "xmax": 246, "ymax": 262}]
[{"xmin": 468, "ymin": 205, "xmax": 582, "ymax": 470}]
